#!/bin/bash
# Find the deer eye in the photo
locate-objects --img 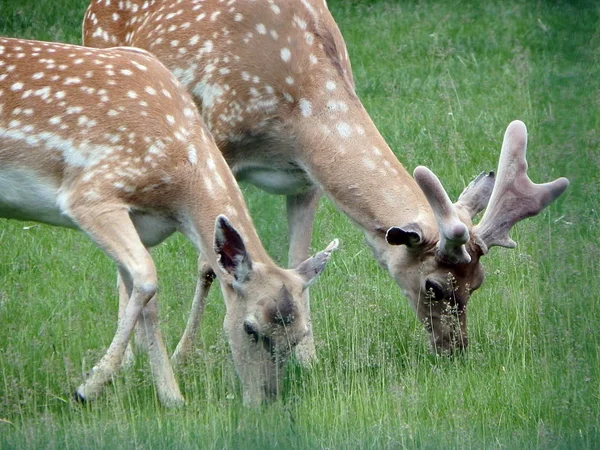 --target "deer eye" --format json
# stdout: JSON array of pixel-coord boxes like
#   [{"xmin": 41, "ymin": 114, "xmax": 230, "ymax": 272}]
[
  {"xmin": 243, "ymin": 318, "xmax": 259, "ymax": 343},
  {"xmin": 425, "ymin": 280, "xmax": 445, "ymax": 300}
]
